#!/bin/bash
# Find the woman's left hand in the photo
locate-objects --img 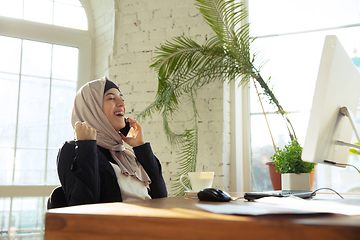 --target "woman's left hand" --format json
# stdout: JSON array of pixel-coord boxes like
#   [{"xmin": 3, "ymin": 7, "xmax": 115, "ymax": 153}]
[{"xmin": 119, "ymin": 117, "xmax": 145, "ymax": 147}]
